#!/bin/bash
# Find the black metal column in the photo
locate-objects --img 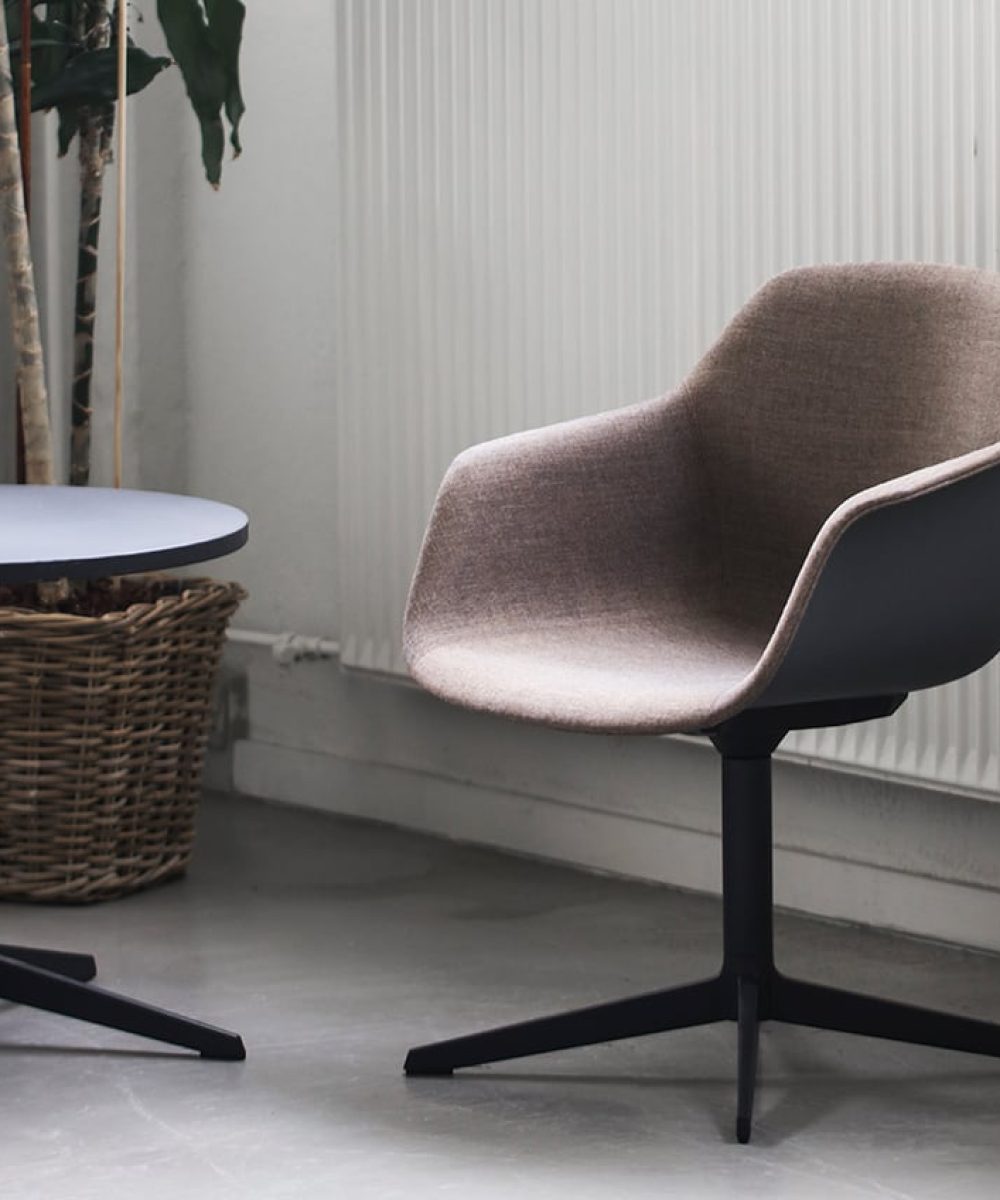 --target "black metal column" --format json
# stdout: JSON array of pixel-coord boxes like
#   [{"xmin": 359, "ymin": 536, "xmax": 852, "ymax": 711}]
[
  {"xmin": 719, "ymin": 752, "xmax": 774, "ymax": 1142},
  {"xmin": 720, "ymin": 755, "xmax": 774, "ymax": 988}
]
